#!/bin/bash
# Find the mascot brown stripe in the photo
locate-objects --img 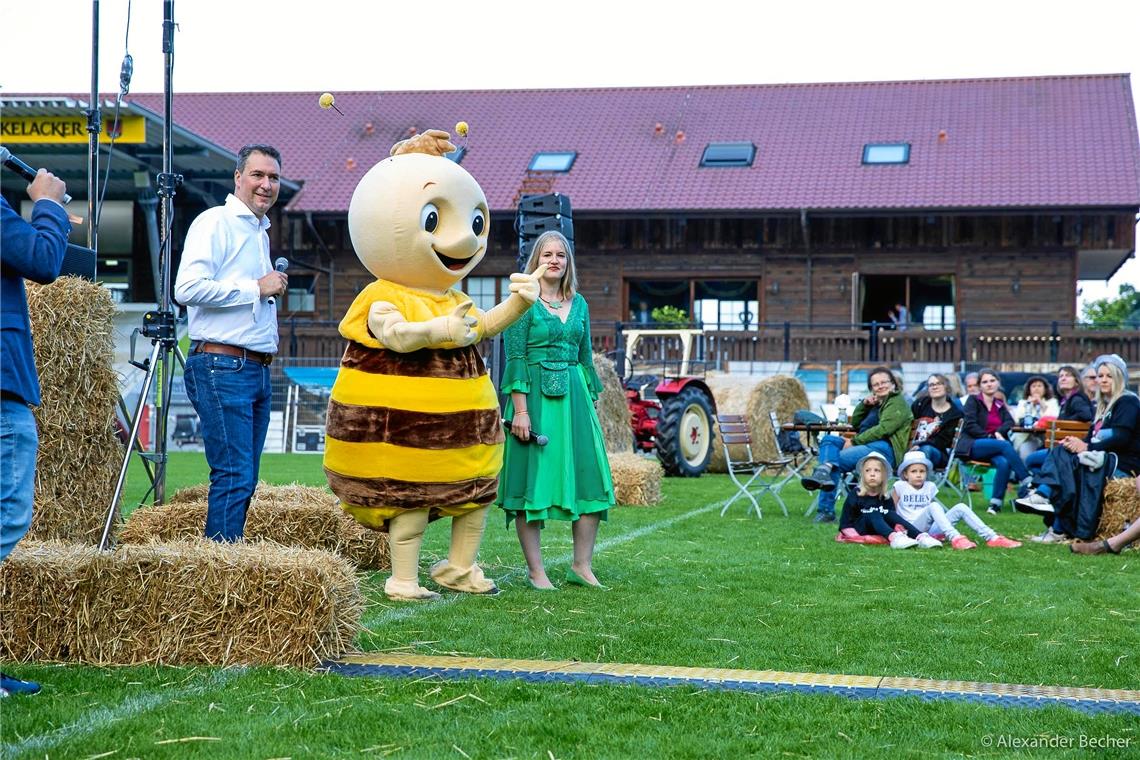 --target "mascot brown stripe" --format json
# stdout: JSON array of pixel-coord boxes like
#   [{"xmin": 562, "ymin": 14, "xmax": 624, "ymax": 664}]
[
  {"xmin": 326, "ymin": 400, "xmax": 504, "ymax": 448},
  {"xmin": 342, "ymin": 342, "xmax": 487, "ymax": 380},
  {"xmin": 325, "ymin": 469, "xmax": 499, "ymax": 509}
]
